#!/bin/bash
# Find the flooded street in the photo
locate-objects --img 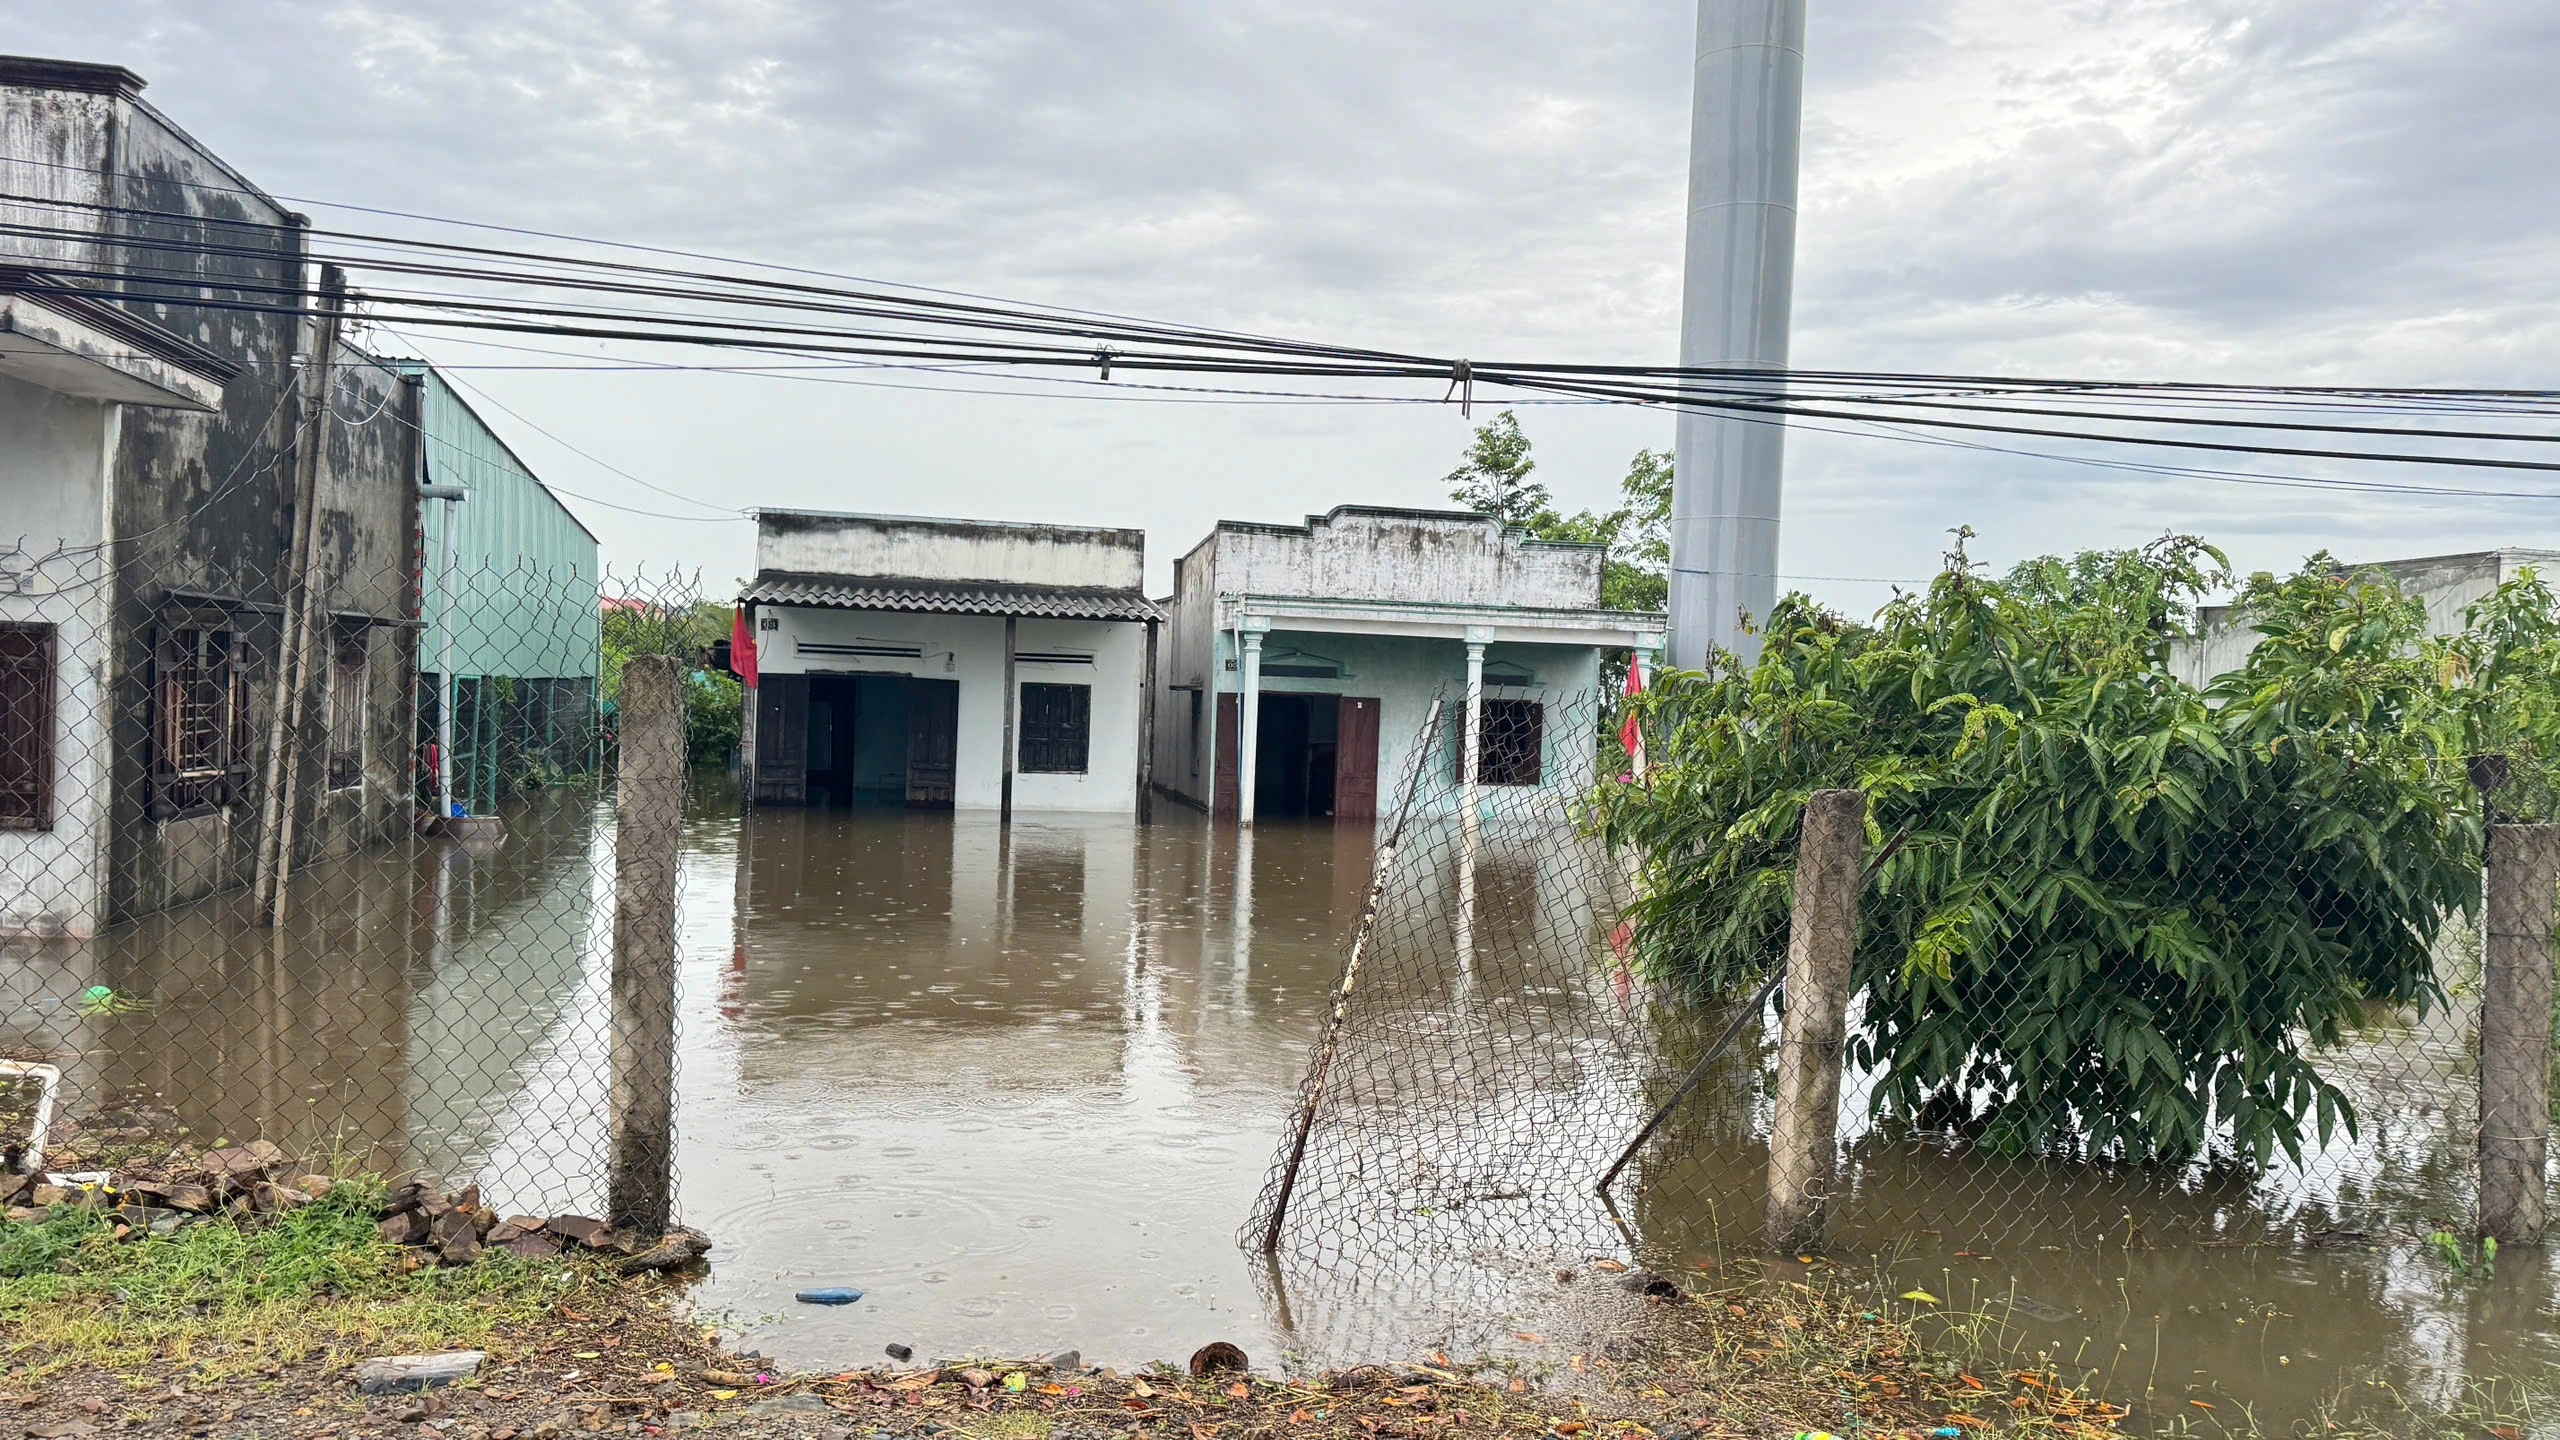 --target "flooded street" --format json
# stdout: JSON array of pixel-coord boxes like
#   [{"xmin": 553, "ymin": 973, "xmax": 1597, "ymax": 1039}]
[{"xmin": 11, "ymin": 776, "xmax": 2560, "ymax": 1431}]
